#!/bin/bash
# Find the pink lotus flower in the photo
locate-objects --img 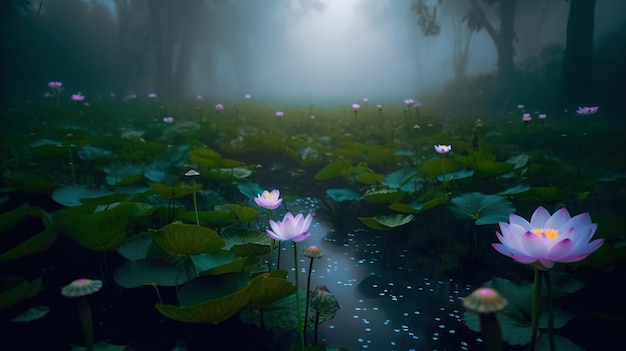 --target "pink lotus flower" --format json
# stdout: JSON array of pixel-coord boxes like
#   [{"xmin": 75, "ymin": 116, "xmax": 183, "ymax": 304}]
[
  {"xmin": 434, "ymin": 144, "xmax": 452, "ymax": 154},
  {"xmin": 492, "ymin": 206, "xmax": 604, "ymax": 270},
  {"xmin": 538, "ymin": 113, "xmax": 547, "ymax": 119},
  {"xmin": 522, "ymin": 113, "xmax": 532, "ymax": 122},
  {"xmin": 148, "ymin": 93, "xmax": 157, "ymax": 98},
  {"xmin": 266, "ymin": 212, "xmax": 313, "ymax": 242},
  {"xmin": 576, "ymin": 106, "xmax": 599, "ymax": 115},
  {"xmin": 404, "ymin": 98, "xmax": 414, "ymax": 105},
  {"xmin": 352, "ymin": 103, "xmax": 360, "ymax": 110},
  {"xmin": 71, "ymin": 93, "xmax": 85, "ymax": 101},
  {"xmin": 413, "ymin": 102, "xmax": 422, "ymax": 108},
  {"xmin": 48, "ymin": 81, "xmax": 63, "ymax": 90},
  {"xmin": 276, "ymin": 111, "xmax": 284, "ymax": 117},
  {"xmin": 215, "ymin": 103, "xmax": 224, "ymax": 110},
  {"xmin": 245, "ymin": 94, "xmax": 251, "ymax": 100},
  {"xmin": 162, "ymin": 117, "xmax": 174, "ymax": 123},
  {"xmin": 254, "ymin": 189, "xmax": 283, "ymax": 210}
]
